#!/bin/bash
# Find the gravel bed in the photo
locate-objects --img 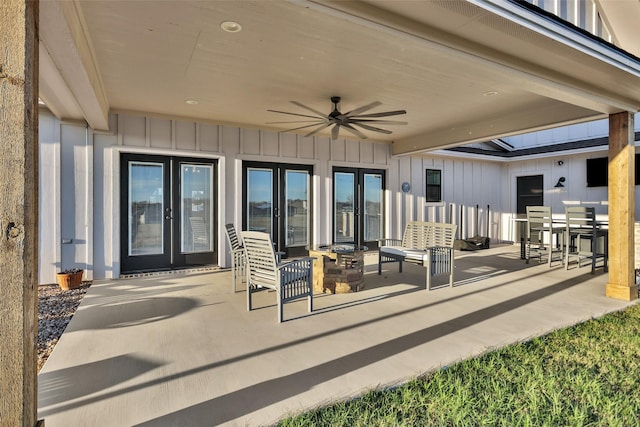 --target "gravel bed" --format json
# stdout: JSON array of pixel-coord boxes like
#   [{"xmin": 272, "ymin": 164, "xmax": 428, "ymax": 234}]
[{"xmin": 38, "ymin": 283, "xmax": 90, "ymax": 372}]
